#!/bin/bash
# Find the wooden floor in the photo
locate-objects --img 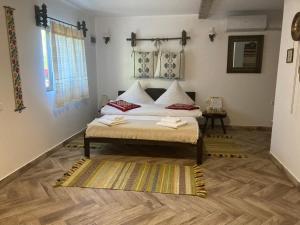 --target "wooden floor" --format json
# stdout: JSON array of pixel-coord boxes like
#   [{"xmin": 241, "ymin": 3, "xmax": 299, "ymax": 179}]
[{"xmin": 1, "ymin": 128, "xmax": 300, "ymax": 225}]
